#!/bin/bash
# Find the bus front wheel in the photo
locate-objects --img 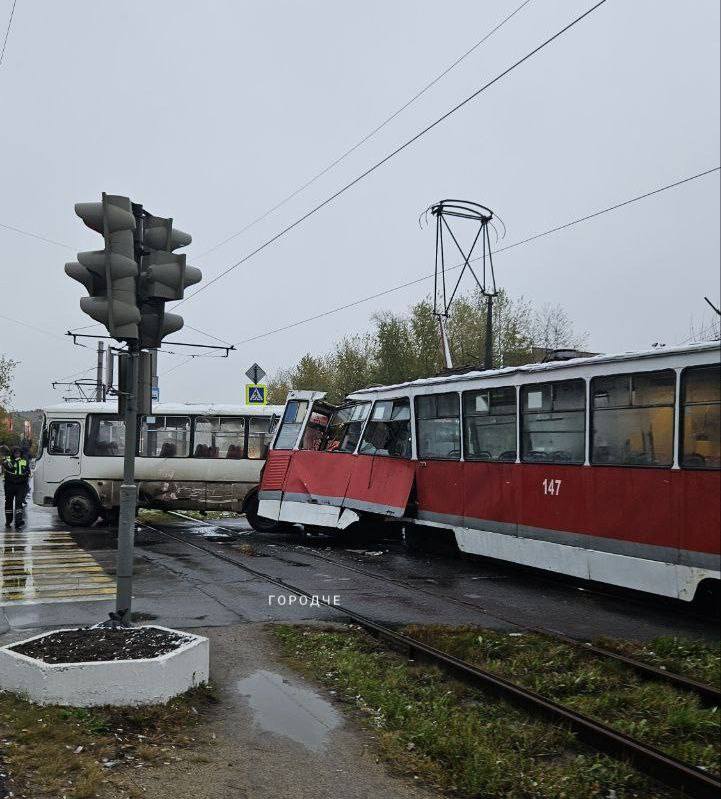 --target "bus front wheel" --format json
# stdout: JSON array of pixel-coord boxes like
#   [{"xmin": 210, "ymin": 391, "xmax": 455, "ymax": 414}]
[
  {"xmin": 58, "ymin": 487, "xmax": 100, "ymax": 527},
  {"xmin": 245, "ymin": 492, "xmax": 282, "ymax": 533}
]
